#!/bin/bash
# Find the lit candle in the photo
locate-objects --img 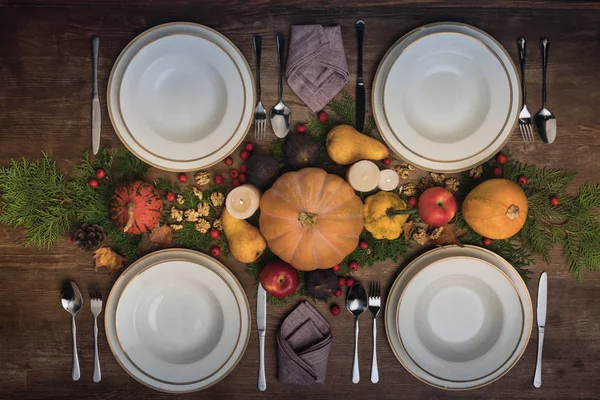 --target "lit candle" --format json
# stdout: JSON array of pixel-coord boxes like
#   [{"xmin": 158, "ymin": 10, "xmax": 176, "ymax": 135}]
[
  {"xmin": 346, "ymin": 160, "xmax": 380, "ymax": 192},
  {"xmin": 378, "ymin": 169, "xmax": 400, "ymax": 191},
  {"xmin": 225, "ymin": 184, "xmax": 261, "ymax": 219}
]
